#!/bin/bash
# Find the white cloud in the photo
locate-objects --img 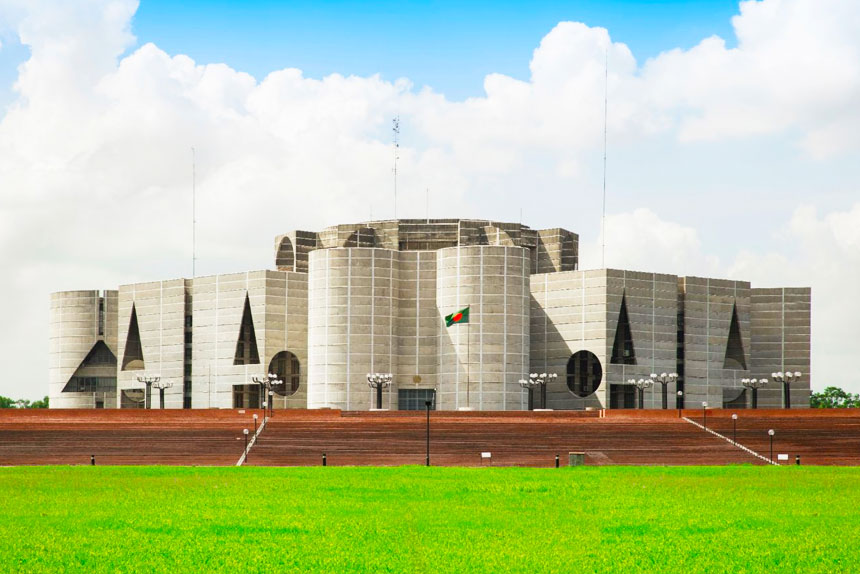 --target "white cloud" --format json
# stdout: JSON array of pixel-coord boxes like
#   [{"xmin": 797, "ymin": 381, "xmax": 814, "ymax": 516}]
[
  {"xmin": 581, "ymin": 208, "xmax": 721, "ymax": 276},
  {"xmin": 728, "ymin": 203, "xmax": 860, "ymax": 392},
  {"xmin": 0, "ymin": 0, "xmax": 859, "ymax": 398}
]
